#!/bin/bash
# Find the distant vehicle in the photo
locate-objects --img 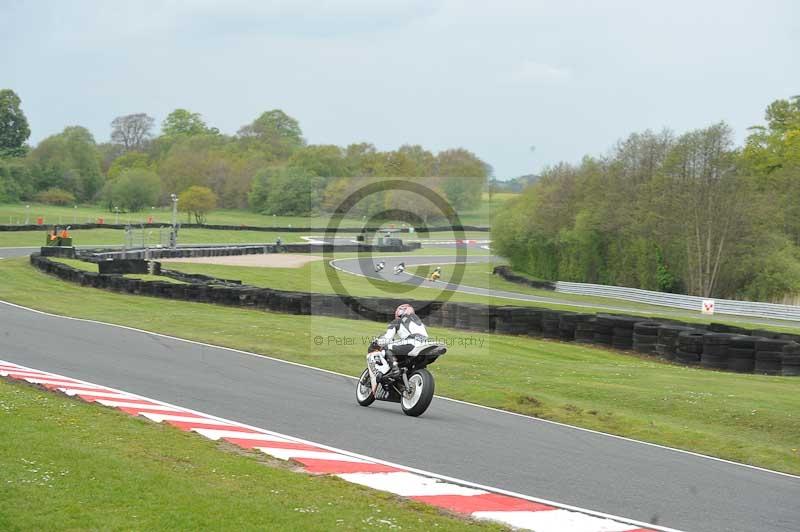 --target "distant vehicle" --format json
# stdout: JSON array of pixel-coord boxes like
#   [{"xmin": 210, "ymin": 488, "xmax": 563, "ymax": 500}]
[
  {"xmin": 393, "ymin": 262, "xmax": 406, "ymax": 275},
  {"xmin": 375, "ymin": 261, "xmax": 385, "ymax": 272}
]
